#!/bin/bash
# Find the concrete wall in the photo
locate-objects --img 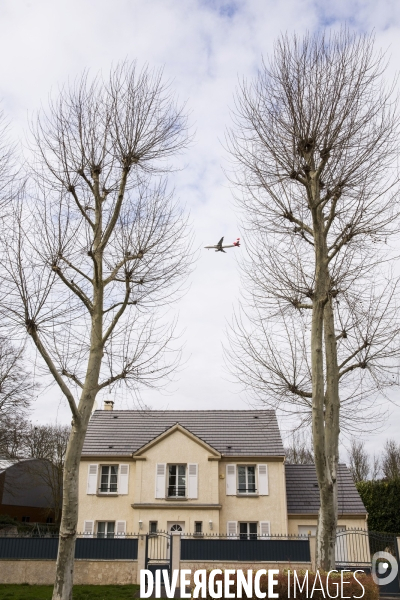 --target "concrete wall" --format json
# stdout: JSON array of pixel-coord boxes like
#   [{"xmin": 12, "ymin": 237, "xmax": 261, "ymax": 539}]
[{"xmin": 0, "ymin": 559, "xmax": 138, "ymax": 585}]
